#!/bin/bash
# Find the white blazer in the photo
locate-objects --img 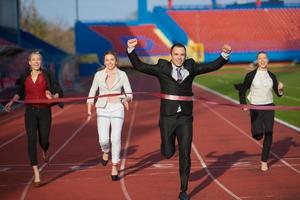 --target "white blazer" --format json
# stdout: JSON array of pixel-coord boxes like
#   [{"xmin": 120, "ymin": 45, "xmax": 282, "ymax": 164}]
[{"xmin": 87, "ymin": 68, "xmax": 133, "ymax": 108}]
